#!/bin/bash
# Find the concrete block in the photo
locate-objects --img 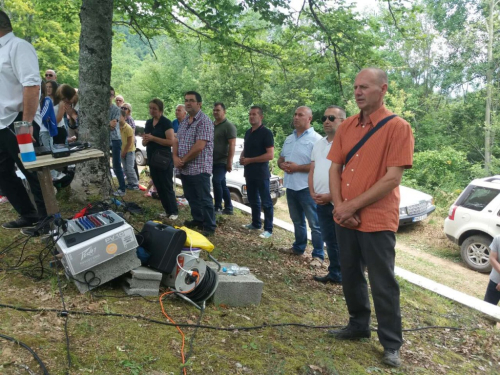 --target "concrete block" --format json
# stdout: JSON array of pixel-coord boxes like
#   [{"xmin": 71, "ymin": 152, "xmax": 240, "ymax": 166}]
[
  {"xmin": 161, "ymin": 272, "xmax": 176, "ymax": 288},
  {"xmin": 122, "ymin": 285, "xmax": 159, "ymax": 297},
  {"xmin": 123, "ymin": 276, "xmax": 161, "ymax": 290},
  {"xmin": 206, "ymin": 262, "xmax": 263, "ymax": 307},
  {"xmin": 67, "ymin": 249, "xmax": 141, "ymax": 294},
  {"xmin": 130, "ymin": 266, "xmax": 163, "ymax": 281}
]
